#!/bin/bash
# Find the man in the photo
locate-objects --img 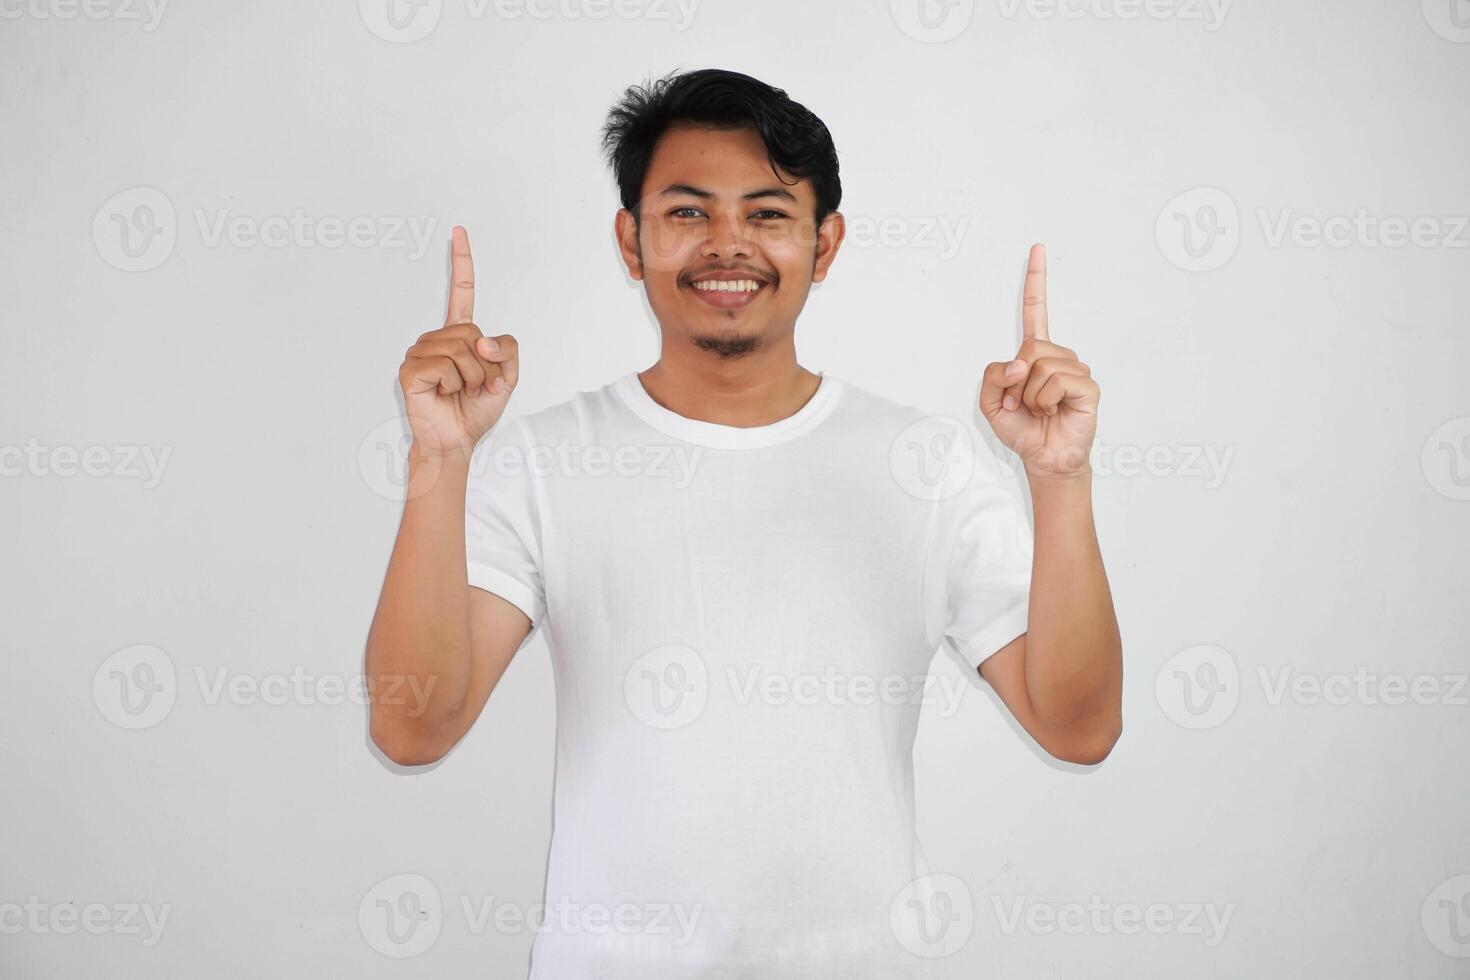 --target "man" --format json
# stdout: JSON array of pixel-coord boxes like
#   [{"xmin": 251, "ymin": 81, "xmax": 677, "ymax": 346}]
[{"xmin": 365, "ymin": 68, "xmax": 1121, "ymax": 978}]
